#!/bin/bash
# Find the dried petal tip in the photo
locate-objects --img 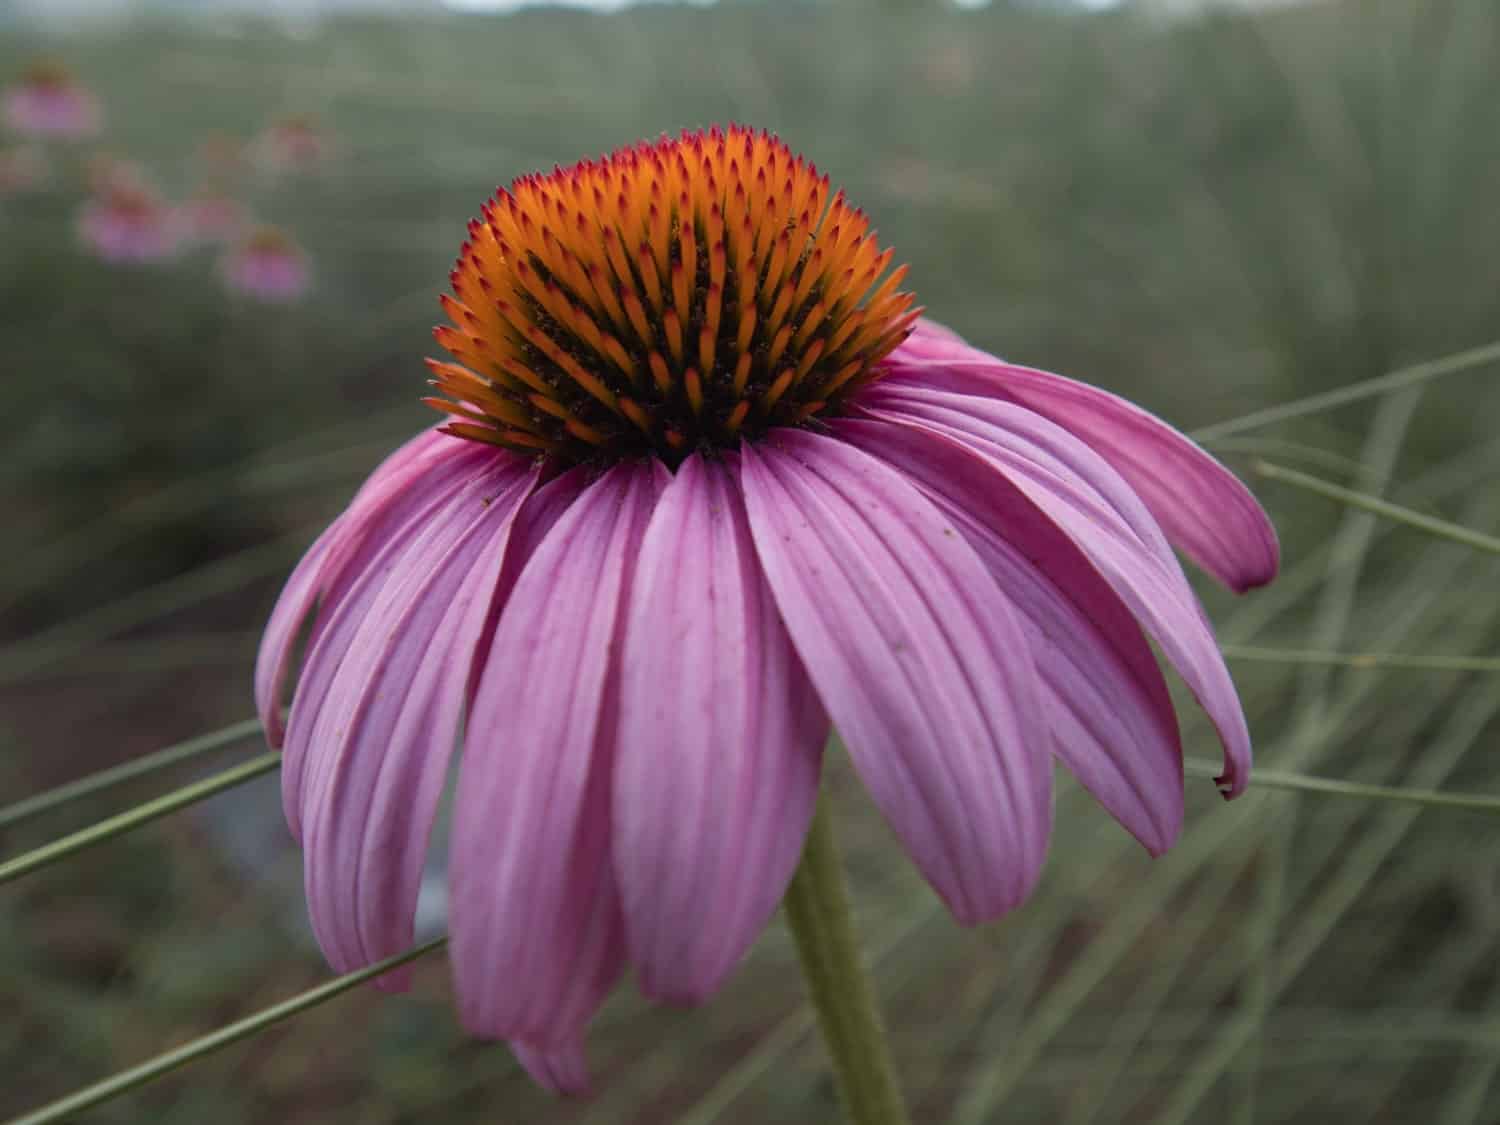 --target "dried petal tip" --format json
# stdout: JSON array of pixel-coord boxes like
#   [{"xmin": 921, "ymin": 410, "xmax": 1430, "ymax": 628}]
[{"xmin": 430, "ymin": 125, "xmax": 919, "ymax": 466}]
